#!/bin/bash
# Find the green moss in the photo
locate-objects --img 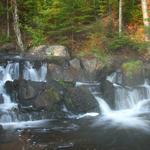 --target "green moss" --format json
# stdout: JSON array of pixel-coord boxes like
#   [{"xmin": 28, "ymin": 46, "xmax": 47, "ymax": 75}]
[
  {"xmin": 46, "ymin": 88, "xmax": 60, "ymax": 102},
  {"xmin": 108, "ymin": 35, "xmax": 133, "ymax": 51},
  {"xmin": 58, "ymin": 80, "xmax": 75, "ymax": 88},
  {"xmin": 58, "ymin": 80, "xmax": 65, "ymax": 86},
  {"xmin": 122, "ymin": 60, "xmax": 143, "ymax": 79}
]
